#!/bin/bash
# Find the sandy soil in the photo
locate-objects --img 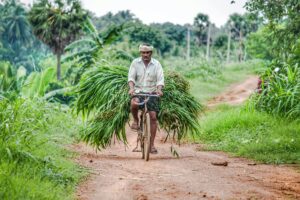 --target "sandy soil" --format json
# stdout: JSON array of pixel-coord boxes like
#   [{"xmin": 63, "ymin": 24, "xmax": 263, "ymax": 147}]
[{"xmin": 74, "ymin": 76, "xmax": 300, "ymax": 200}]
